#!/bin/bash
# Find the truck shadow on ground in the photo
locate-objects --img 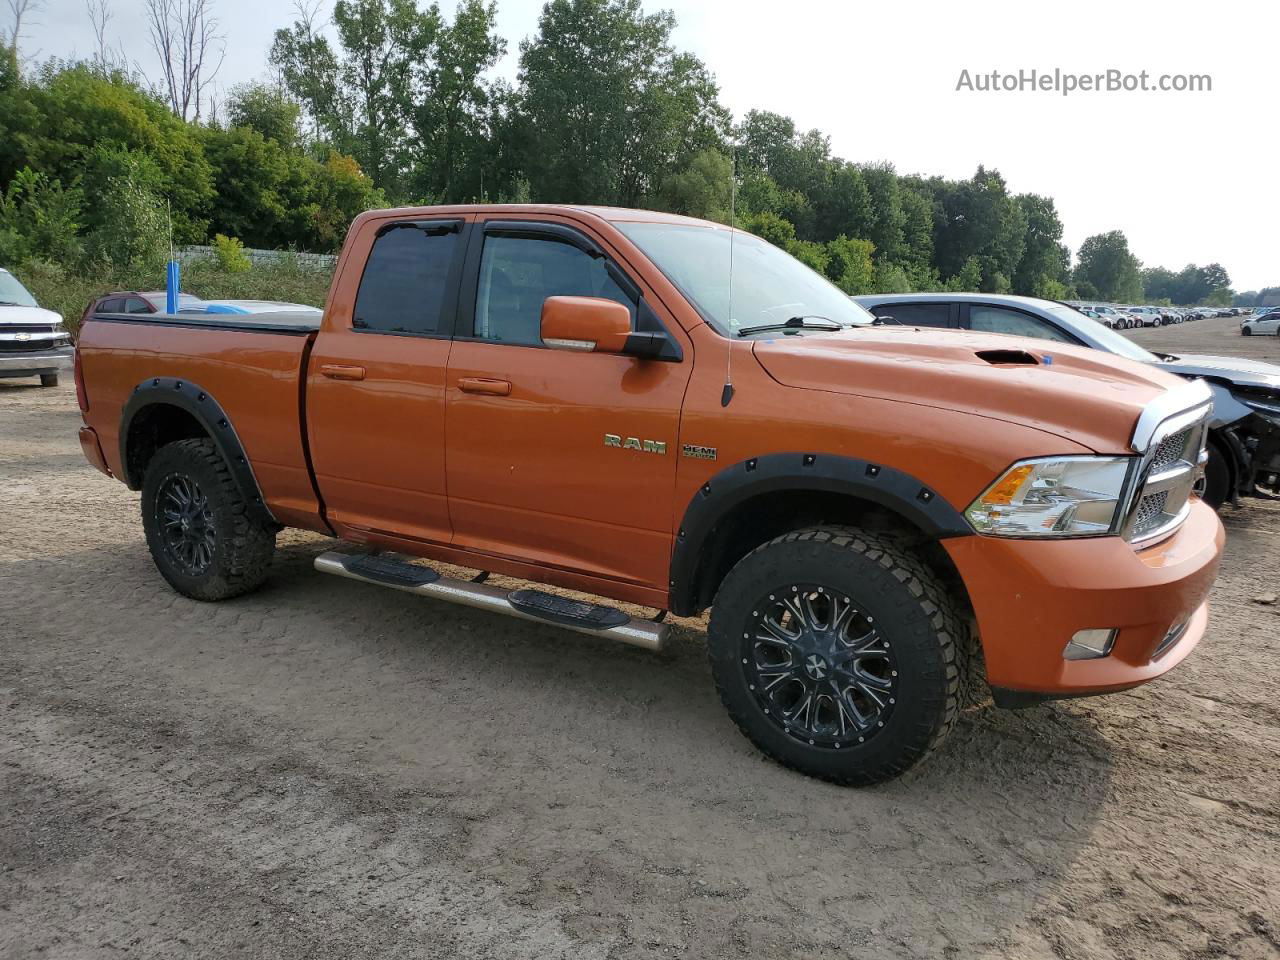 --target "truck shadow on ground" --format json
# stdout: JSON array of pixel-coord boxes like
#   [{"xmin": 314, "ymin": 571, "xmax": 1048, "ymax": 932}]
[{"xmin": 4, "ymin": 535, "xmax": 1119, "ymax": 956}]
